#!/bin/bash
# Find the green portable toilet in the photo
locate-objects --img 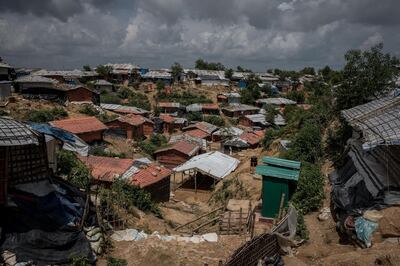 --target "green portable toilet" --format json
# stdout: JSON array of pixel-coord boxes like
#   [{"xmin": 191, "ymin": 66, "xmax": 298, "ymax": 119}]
[{"xmin": 256, "ymin": 156, "xmax": 301, "ymax": 218}]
